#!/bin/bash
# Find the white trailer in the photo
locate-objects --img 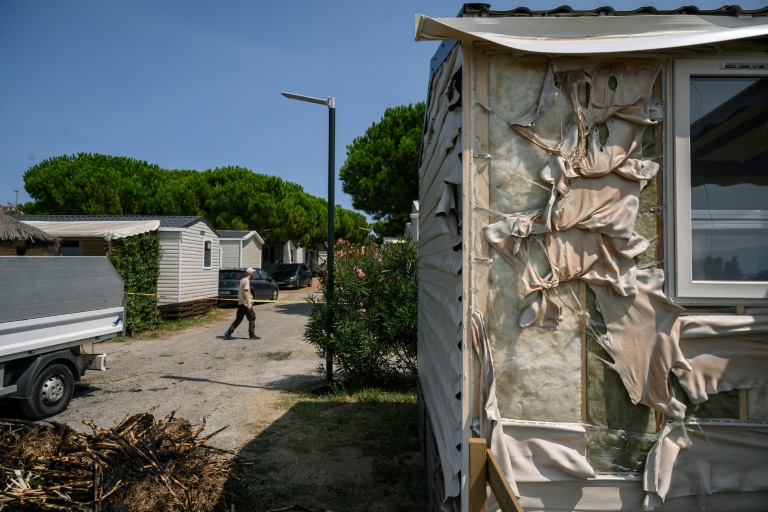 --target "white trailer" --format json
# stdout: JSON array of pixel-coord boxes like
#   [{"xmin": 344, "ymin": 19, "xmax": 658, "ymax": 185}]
[{"xmin": 0, "ymin": 257, "xmax": 124, "ymax": 418}]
